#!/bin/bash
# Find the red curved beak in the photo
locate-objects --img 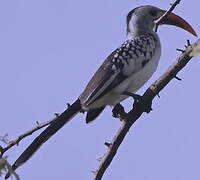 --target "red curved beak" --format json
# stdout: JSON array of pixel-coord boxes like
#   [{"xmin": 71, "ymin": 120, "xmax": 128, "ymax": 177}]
[{"xmin": 158, "ymin": 10, "xmax": 197, "ymax": 37}]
